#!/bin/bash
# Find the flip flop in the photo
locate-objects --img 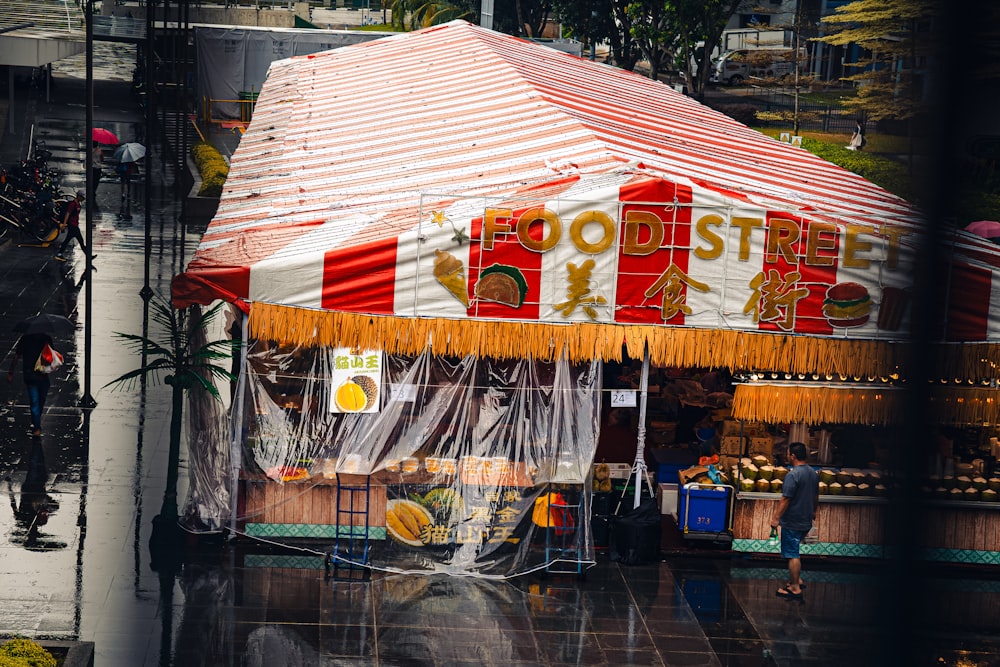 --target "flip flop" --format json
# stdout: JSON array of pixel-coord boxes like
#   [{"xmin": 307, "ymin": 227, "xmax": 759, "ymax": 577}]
[
  {"xmin": 784, "ymin": 582, "xmax": 806, "ymax": 590},
  {"xmin": 776, "ymin": 586, "xmax": 803, "ymax": 599}
]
